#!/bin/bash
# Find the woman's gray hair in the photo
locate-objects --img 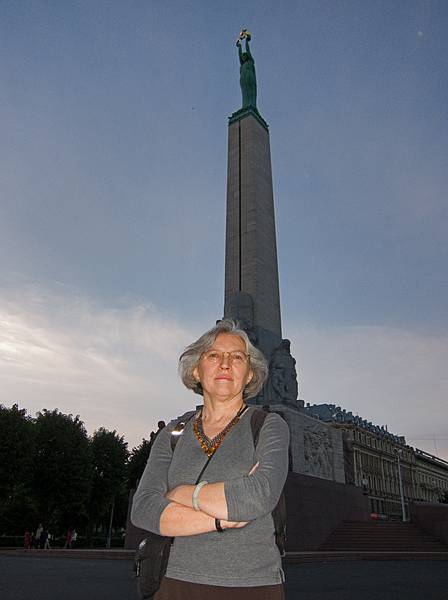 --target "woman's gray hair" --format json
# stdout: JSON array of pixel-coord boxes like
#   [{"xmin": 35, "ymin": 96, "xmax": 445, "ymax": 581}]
[{"xmin": 179, "ymin": 319, "xmax": 268, "ymax": 399}]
